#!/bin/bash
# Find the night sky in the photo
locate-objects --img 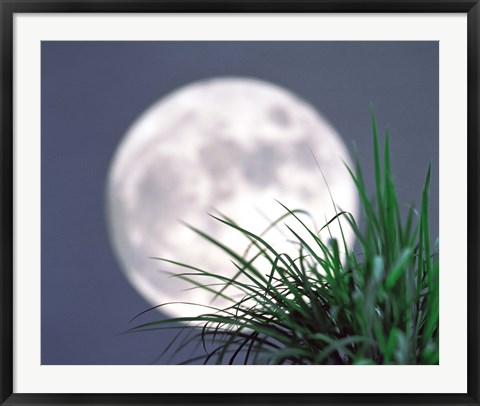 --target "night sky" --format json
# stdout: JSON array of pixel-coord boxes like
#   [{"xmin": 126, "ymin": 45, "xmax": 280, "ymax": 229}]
[{"xmin": 41, "ymin": 41, "xmax": 438, "ymax": 364}]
